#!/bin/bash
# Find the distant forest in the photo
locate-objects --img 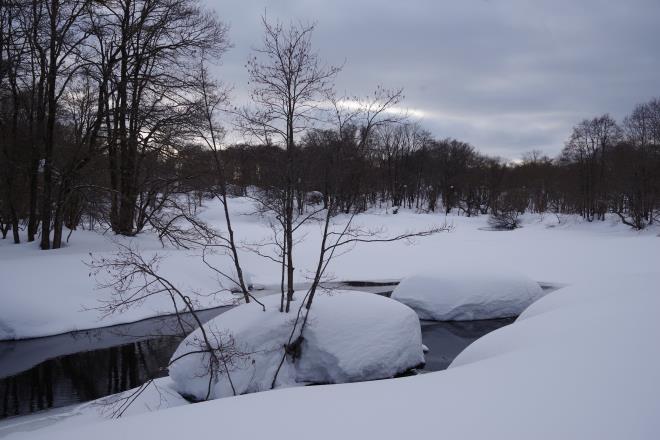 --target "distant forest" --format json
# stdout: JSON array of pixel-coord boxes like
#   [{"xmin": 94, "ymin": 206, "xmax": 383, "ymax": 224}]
[
  {"xmin": 1, "ymin": 0, "xmax": 658, "ymax": 249},
  {"xmin": 215, "ymin": 108, "xmax": 660, "ymax": 231}
]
